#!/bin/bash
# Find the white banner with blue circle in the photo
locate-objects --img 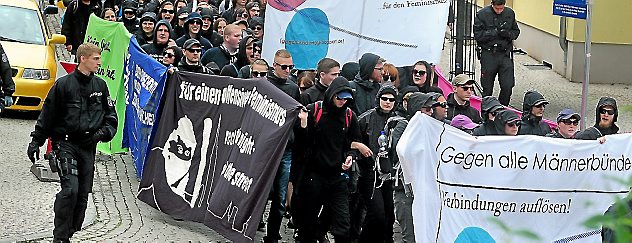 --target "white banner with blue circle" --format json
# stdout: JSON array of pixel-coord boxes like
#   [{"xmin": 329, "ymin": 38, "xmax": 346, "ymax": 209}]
[
  {"xmin": 397, "ymin": 114, "xmax": 632, "ymax": 242},
  {"xmin": 262, "ymin": 0, "xmax": 450, "ymax": 70},
  {"xmin": 122, "ymin": 38, "xmax": 169, "ymax": 178}
]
